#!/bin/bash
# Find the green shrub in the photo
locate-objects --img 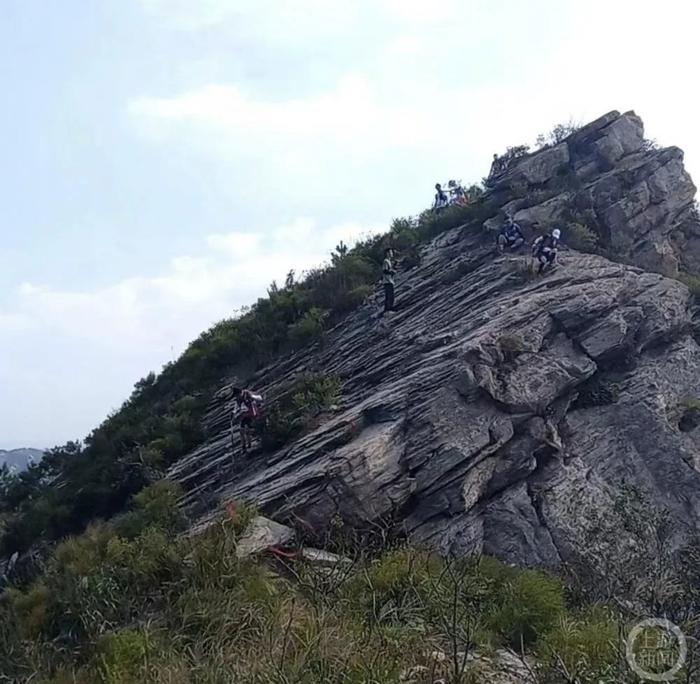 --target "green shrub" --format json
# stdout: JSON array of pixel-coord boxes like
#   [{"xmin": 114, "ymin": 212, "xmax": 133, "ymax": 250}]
[
  {"xmin": 346, "ymin": 283, "xmax": 373, "ymax": 306},
  {"xmin": 261, "ymin": 404, "xmax": 299, "ymax": 450},
  {"xmin": 537, "ymin": 607, "xmax": 619, "ymax": 682},
  {"xmin": 0, "ymin": 521, "xmax": 664, "ymax": 684},
  {"xmin": 262, "ymin": 374, "xmax": 342, "ymax": 451},
  {"xmin": 292, "ymin": 374, "xmax": 341, "ymax": 415},
  {"xmin": 486, "ymin": 569, "xmax": 566, "ymax": 647},
  {"xmin": 677, "ymin": 271, "xmax": 700, "ymax": 301},
  {"xmin": 3, "ymin": 584, "xmax": 51, "ymax": 640},
  {"xmin": 565, "ymin": 222, "xmax": 599, "ymax": 253},
  {"xmin": 288, "ymin": 307, "xmax": 329, "ymax": 347},
  {"xmin": 354, "ymin": 548, "xmax": 436, "ymax": 627},
  {"xmin": 417, "ymin": 203, "xmax": 478, "ymax": 241},
  {"xmin": 535, "ymin": 119, "xmax": 581, "ymax": 149},
  {"xmin": 97, "ymin": 629, "xmax": 151, "ymax": 683},
  {"xmin": 389, "ymin": 217, "xmax": 419, "ymax": 250},
  {"xmin": 113, "ymin": 480, "xmax": 184, "ymax": 539}
]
